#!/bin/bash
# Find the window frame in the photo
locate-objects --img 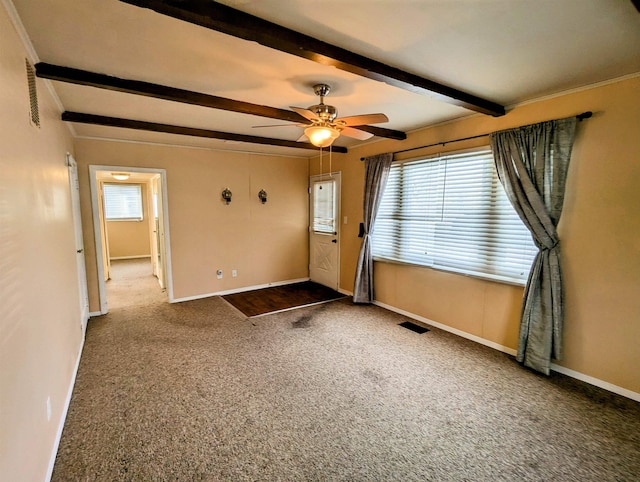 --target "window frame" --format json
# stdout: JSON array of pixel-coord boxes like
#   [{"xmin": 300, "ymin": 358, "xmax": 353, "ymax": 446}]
[
  {"xmin": 371, "ymin": 147, "xmax": 537, "ymax": 286},
  {"xmin": 103, "ymin": 182, "xmax": 144, "ymax": 222}
]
